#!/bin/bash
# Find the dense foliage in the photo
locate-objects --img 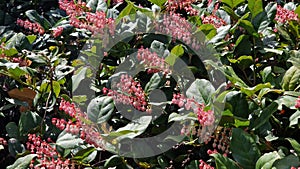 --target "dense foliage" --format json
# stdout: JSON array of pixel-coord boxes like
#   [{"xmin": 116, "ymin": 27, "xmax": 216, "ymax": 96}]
[{"xmin": 0, "ymin": 0, "xmax": 300, "ymax": 168}]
